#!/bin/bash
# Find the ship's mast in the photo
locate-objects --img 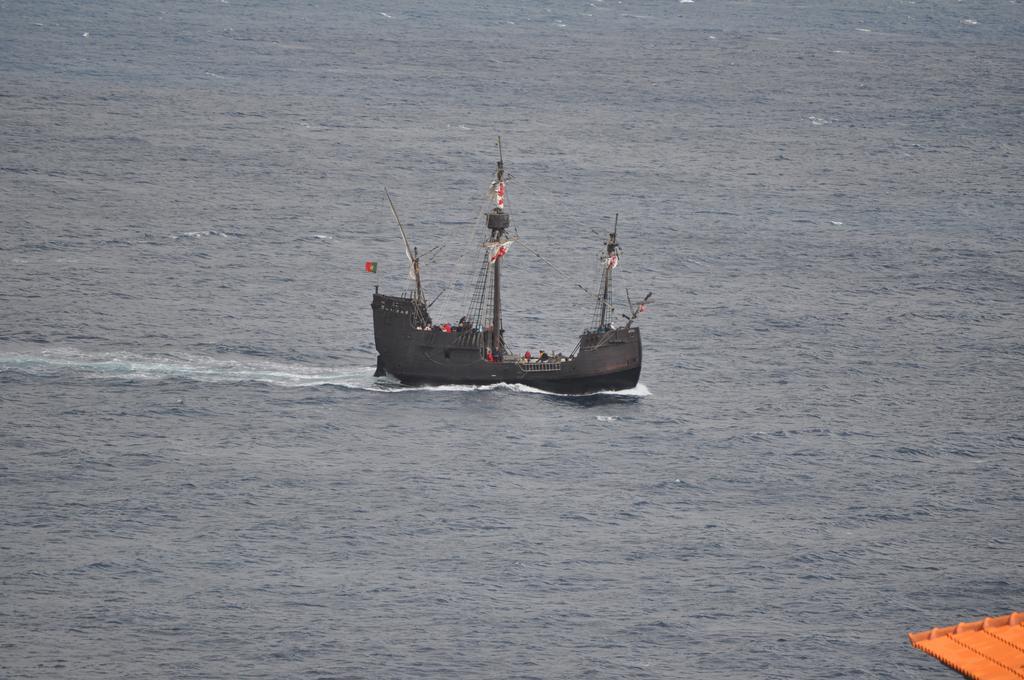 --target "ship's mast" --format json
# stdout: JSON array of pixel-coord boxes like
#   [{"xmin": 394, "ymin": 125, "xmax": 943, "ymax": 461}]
[
  {"xmin": 492, "ymin": 249, "xmax": 502, "ymax": 353},
  {"xmin": 385, "ymin": 187, "xmax": 425, "ymax": 306},
  {"xmin": 598, "ymin": 215, "xmax": 619, "ymax": 329},
  {"xmin": 486, "ymin": 138, "xmax": 511, "ymax": 357}
]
